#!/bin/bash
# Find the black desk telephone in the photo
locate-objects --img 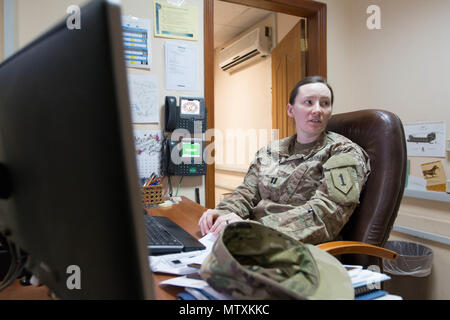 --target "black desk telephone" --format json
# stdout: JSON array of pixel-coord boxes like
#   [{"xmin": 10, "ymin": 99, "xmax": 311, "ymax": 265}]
[
  {"xmin": 163, "ymin": 138, "xmax": 206, "ymax": 176},
  {"xmin": 165, "ymin": 96, "xmax": 207, "ymax": 133}
]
